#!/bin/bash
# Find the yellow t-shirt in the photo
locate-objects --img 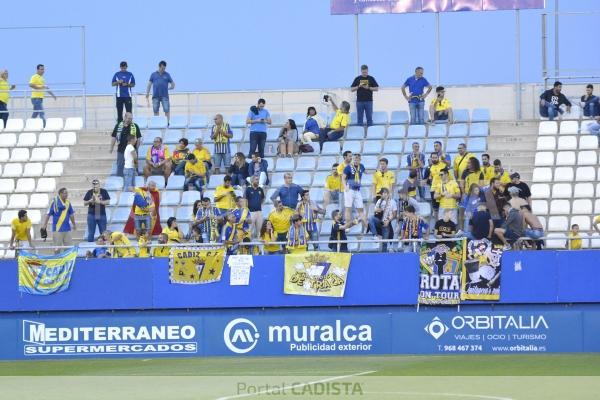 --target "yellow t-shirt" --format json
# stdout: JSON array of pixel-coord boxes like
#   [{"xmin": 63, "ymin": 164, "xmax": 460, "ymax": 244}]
[
  {"xmin": 497, "ymin": 170, "xmax": 511, "ymax": 187},
  {"xmin": 432, "ymin": 180, "xmax": 461, "ymax": 209},
  {"xmin": 431, "ymin": 97, "xmax": 451, "ymax": 112},
  {"xmin": 162, "ymin": 226, "xmax": 182, "ymax": 243},
  {"xmin": 568, "ymin": 232, "xmax": 582, "ymax": 250},
  {"xmin": 146, "ymin": 146, "xmax": 171, "ymax": 162},
  {"xmin": 330, "ymin": 110, "xmax": 349, "ymax": 130},
  {"xmin": 262, "ymin": 232, "xmax": 281, "ymax": 253},
  {"xmin": 0, "ymin": 79, "xmax": 10, "ymax": 104},
  {"xmin": 325, "ymin": 174, "xmax": 342, "ymax": 191},
  {"xmin": 373, "ymin": 170, "xmax": 395, "ymax": 194},
  {"xmin": 153, "ymin": 245, "xmax": 171, "ymax": 258},
  {"xmin": 193, "ymin": 147, "xmax": 212, "ymax": 163},
  {"xmin": 453, "ymin": 153, "xmax": 475, "ymax": 181},
  {"xmin": 110, "ymin": 232, "xmax": 136, "ymax": 258},
  {"xmin": 337, "ymin": 162, "xmax": 350, "ymax": 176},
  {"xmin": 268, "ymin": 208, "xmax": 294, "ymax": 234},
  {"xmin": 184, "ymin": 160, "xmax": 206, "ymax": 177},
  {"xmin": 11, "ymin": 218, "xmax": 32, "ymax": 241},
  {"xmin": 429, "ymin": 161, "xmax": 448, "ymax": 190},
  {"xmin": 138, "ymin": 236, "xmax": 149, "ymax": 258},
  {"xmin": 214, "ymin": 185, "xmax": 235, "ymax": 210},
  {"xmin": 482, "ymin": 165, "xmax": 495, "ymax": 185},
  {"xmin": 29, "ymin": 74, "xmax": 45, "ymax": 99},
  {"xmin": 464, "ymin": 171, "xmax": 484, "ymax": 192}
]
